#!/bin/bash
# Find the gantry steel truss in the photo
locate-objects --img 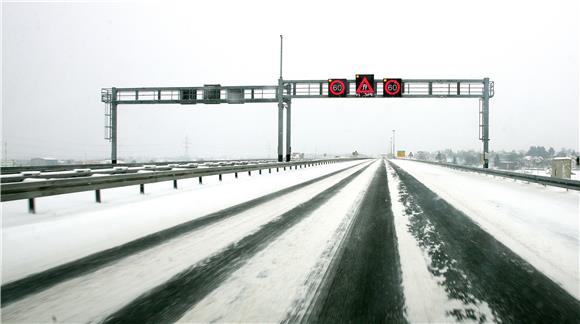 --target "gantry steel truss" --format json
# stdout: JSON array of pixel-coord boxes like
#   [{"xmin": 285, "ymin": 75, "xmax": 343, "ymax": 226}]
[{"xmin": 101, "ymin": 78, "xmax": 495, "ymax": 166}]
